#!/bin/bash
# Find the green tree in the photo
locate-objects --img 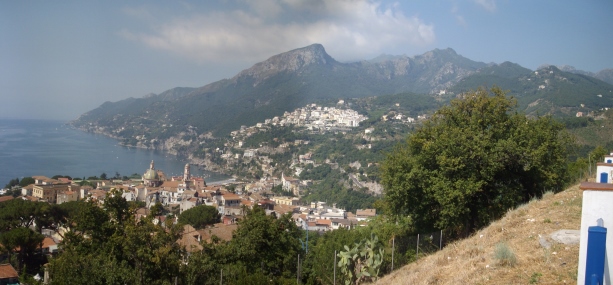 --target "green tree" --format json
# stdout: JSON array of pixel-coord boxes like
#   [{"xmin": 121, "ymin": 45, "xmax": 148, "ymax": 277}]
[
  {"xmin": 49, "ymin": 196, "xmax": 183, "ymax": 285},
  {"xmin": 4, "ymin": 178, "xmax": 19, "ymax": 189},
  {"xmin": 19, "ymin": 177, "xmax": 35, "ymax": 187},
  {"xmin": 225, "ymin": 206, "xmax": 302, "ymax": 278},
  {"xmin": 178, "ymin": 205, "xmax": 220, "ymax": 229},
  {"xmin": 381, "ymin": 87, "xmax": 574, "ymax": 235}
]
